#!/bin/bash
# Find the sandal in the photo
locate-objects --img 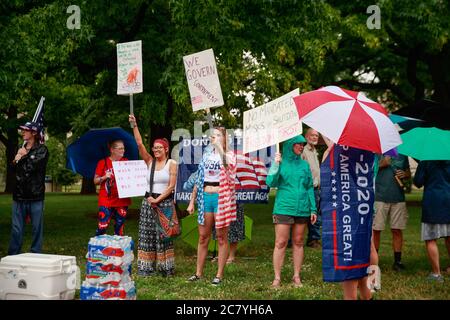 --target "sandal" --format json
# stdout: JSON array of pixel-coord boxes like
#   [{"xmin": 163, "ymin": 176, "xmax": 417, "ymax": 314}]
[
  {"xmin": 226, "ymin": 258, "xmax": 235, "ymax": 265},
  {"xmin": 211, "ymin": 277, "xmax": 222, "ymax": 286},
  {"xmin": 271, "ymin": 278, "xmax": 281, "ymax": 288},
  {"xmin": 292, "ymin": 276, "xmax": 303, "ymax": 288},
  {"xmin": 187, "ymin": 274, "xmax": 202, "ymax": 282}
]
